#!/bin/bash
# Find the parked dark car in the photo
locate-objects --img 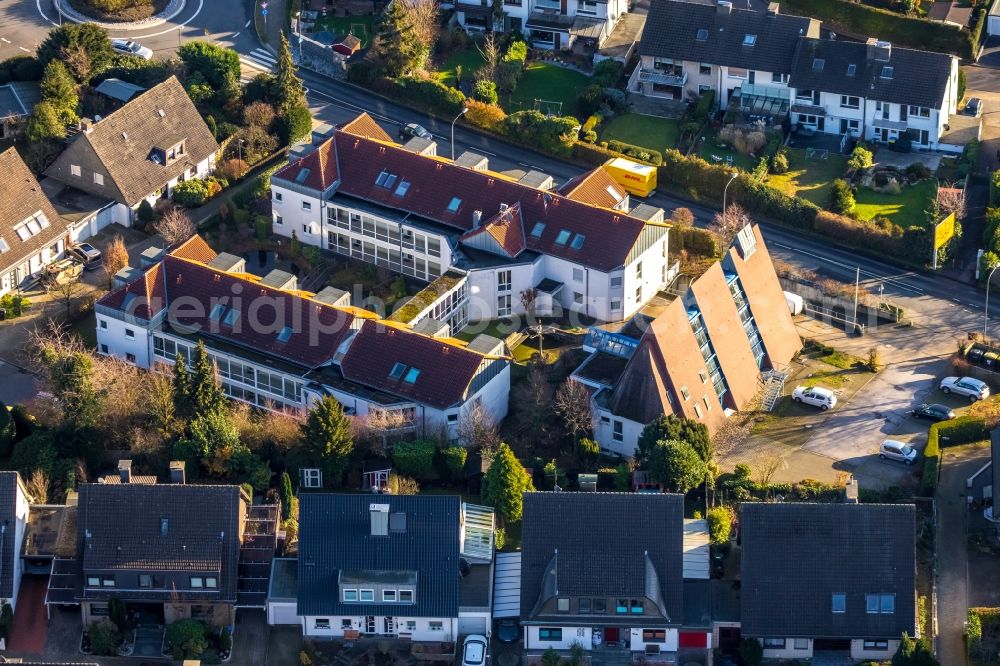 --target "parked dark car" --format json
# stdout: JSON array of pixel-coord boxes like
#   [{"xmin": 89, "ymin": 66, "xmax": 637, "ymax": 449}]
[
  {"xmin": 912, "ymin": 403, "xmax": 956, "ymax": 421},
  {"xmin": 68, "ymin": 243, "xmax": 103, "ymax": 271},
  {"xmin": 399, "ymin": 122, "xmax": 433, "ymax": 141},
  {"xmin": 965, "ymin": 98, "xmax": 984, "ymax": 117},
  {"xmin": 497, "ymin": 618, "xmax": 519, "ymax": 642}
]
